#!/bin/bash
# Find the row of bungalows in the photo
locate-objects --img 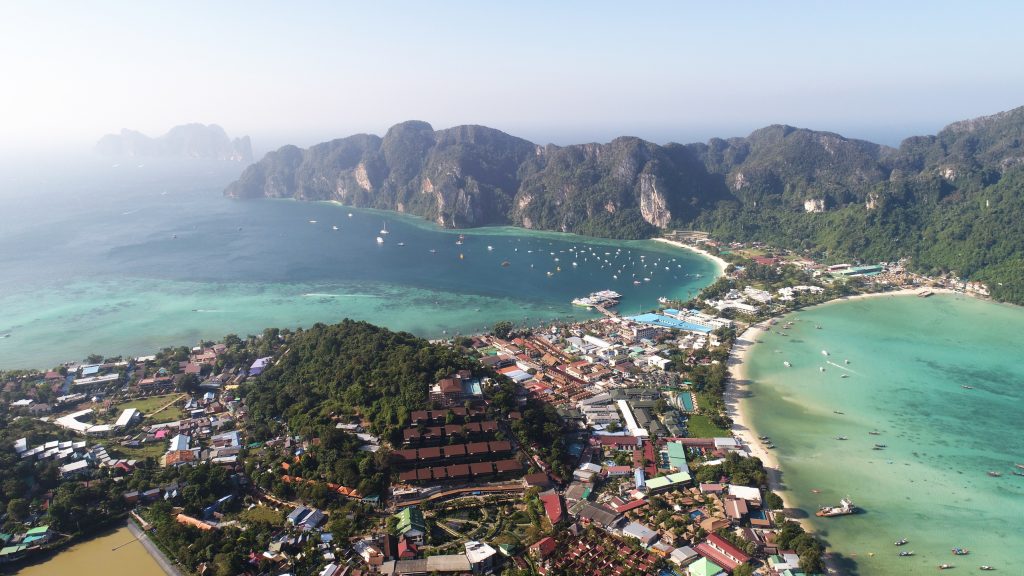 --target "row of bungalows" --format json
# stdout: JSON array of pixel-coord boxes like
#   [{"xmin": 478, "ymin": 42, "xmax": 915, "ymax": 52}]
[
  {"xmin": 408, "ymin": 406, "xmax": 487, "ymax": 426},
  {"xmin": 392, "ymin": 440, "xmax": 512, "ymax": 468},
  {"xmin": 402, "ymin": 420, "xmax": 499, "ymax": 446},
  {"xmin": 397, "ymin": 458, "xmax": 524, "ymax": 484}
]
